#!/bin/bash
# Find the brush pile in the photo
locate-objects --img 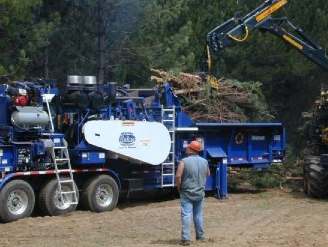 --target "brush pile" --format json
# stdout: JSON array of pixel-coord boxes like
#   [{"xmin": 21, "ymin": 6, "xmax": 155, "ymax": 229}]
[{"xmin": 151, "ymin": 69, "xmax": 273, "ymax": 122}]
